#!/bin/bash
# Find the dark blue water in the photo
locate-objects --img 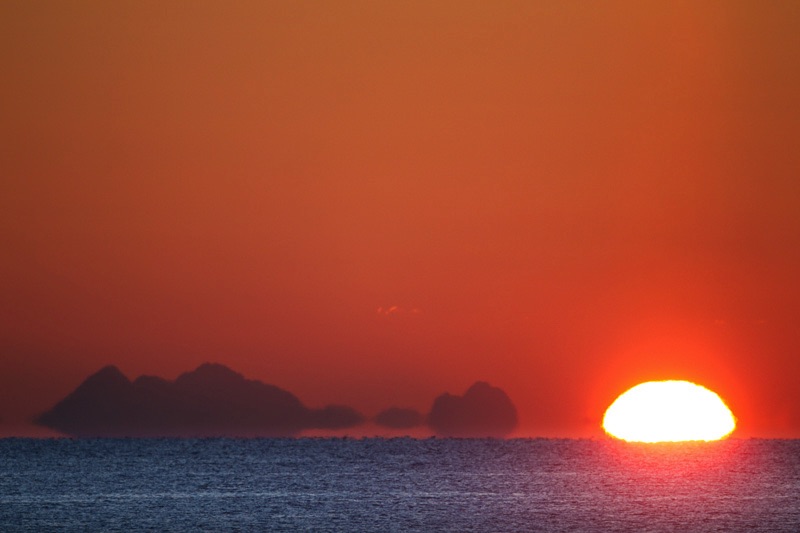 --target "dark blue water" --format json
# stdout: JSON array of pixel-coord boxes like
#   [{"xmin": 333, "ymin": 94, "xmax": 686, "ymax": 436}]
[{"xmin": 1, "ymin": 438, "xmax": 798, "ymax": 532}]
